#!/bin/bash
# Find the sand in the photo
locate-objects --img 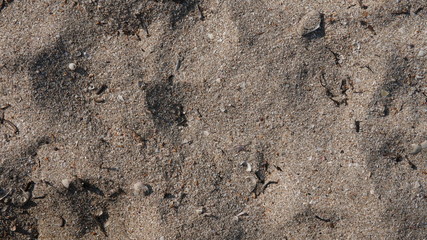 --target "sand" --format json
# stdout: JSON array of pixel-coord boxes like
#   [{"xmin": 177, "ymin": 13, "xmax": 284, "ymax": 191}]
[{"xmin": 0, "ymin": 0, "xmax": 426, "ymax": 239}]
